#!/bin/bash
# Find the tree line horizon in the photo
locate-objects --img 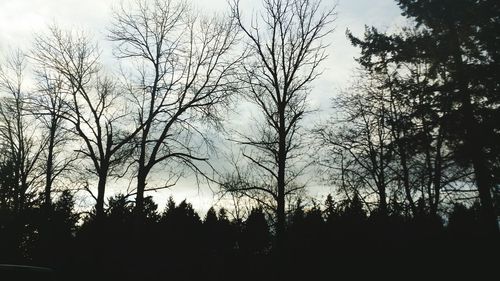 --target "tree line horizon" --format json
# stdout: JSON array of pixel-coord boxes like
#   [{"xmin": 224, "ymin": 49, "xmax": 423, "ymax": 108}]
[{"xmin": 0, "ymin": 0, "xmax": 498, "ymax": 279}]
